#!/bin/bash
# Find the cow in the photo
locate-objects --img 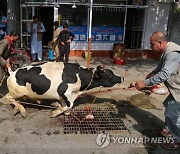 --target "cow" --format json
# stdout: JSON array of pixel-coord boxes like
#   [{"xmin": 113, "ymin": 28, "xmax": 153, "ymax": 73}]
[{"xmin": 6, "ymin": 62, "xmax": 124, "ymax": 117}]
